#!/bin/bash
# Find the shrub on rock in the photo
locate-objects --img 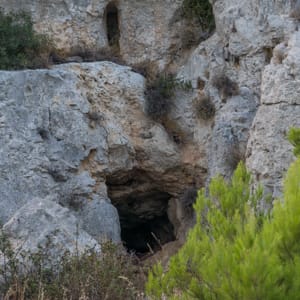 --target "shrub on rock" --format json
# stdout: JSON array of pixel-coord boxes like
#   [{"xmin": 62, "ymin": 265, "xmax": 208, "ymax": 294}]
[{"xmin": 0, "ymin": 9, "xmax": 52, "ymax": 70}]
